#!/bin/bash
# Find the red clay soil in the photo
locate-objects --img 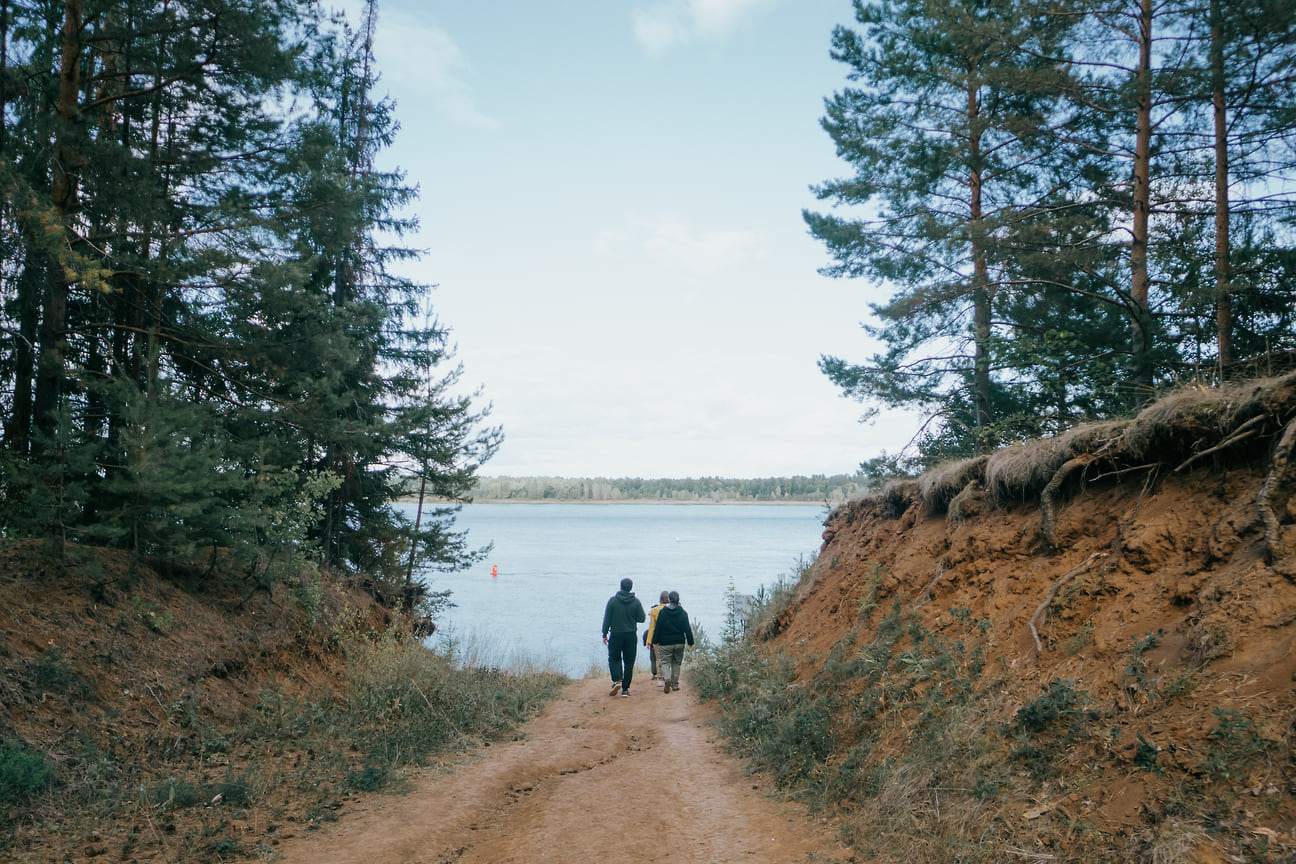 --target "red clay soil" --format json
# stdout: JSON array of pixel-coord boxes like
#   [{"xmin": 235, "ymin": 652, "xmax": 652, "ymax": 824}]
[
  {"xmin": 764, "ymin": 444, "xmax": 1296, "ymax": 860},
  {"xmin": 269, "ymin": 677, "xmax": 850, "ymax": 864}
]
